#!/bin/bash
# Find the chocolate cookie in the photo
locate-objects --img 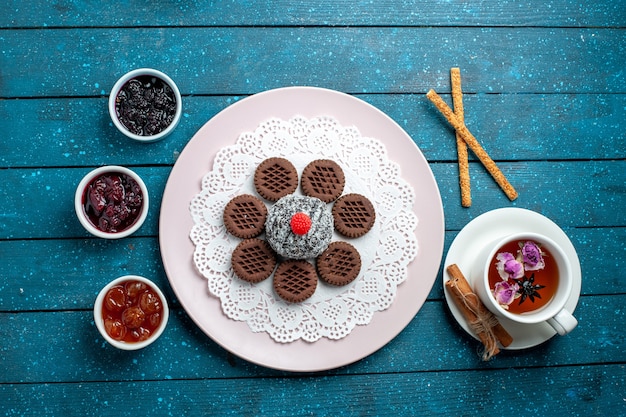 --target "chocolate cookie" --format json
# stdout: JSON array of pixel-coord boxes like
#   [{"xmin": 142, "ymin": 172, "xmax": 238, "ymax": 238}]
[
  {"xmin": 254, "ymin": 157, "xmax": 298, "ymax": 202},
  {"xmin": 231, "ymin": 239, "xmax": 277, "ymax": 283},
  {"xmin": 317, "ymin": 242, "xmax": 362, "ymax": 286},
  {"xmin": 332, "ymin": 193, "xmax": 376, "ymax": 238},
  {"xmin": 223, "ymin": 194, "xmax": 267, "ymax": 238},
  {"xmin": 301, "ymin": 159, "xmax": 345, "ymax": 203},
  {"xmin": 273, "ymin": 260, "xmax": 317, "ymax": 303}
]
